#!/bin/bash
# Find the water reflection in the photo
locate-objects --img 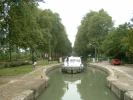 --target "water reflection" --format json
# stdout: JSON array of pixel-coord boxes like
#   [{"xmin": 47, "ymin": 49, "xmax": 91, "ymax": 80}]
[
  {"xmin": 38, "ymin": 67, "xmax": 119, "ymax": 100},
  {"xmin": 37, "ymin": 69, "xmax": 65, "ymax": 100},
  {"xmin": 77, "ymin": 68, "xmax": 118, "ymax": 100},
  {"xmin": 62, "ymin": 80, "xmax": 81, "ymax": 100}
]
